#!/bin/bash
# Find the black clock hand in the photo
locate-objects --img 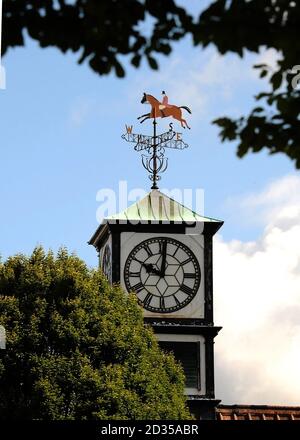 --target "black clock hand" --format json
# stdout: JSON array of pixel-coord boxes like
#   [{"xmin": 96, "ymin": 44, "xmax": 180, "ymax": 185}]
[
  {"xmin": 148, "ymin": 266, "xmax": 161, "ymax": 276},
  {"xmin": 160, "ymin": 241, "xmax": 167, "ymax": 277},
  {"xmin": 144, "ymin": 263, "xmax": 161, "ymax": 275},
  {"xmin": 133, "ymin": 258, "xmax": 160, "ymax": 275}
]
